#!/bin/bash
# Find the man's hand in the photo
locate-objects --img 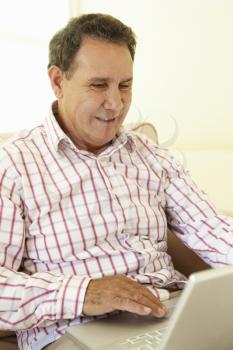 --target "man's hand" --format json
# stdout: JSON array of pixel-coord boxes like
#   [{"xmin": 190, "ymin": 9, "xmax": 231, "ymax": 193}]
[{"xmin": 83, "ymin": 275, "xmax": 167, "ymax": 318}]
